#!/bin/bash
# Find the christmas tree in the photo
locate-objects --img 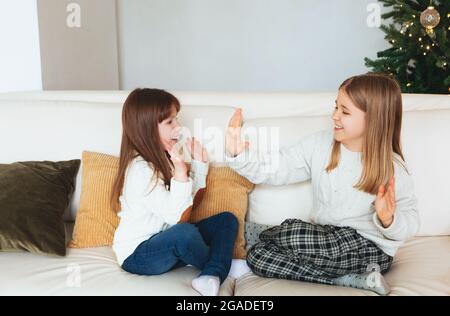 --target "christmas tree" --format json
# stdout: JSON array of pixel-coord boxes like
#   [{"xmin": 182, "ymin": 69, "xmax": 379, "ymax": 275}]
[{"xmin": 365, "ymin": 0, "xmax": 449, "ymax": 94}]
